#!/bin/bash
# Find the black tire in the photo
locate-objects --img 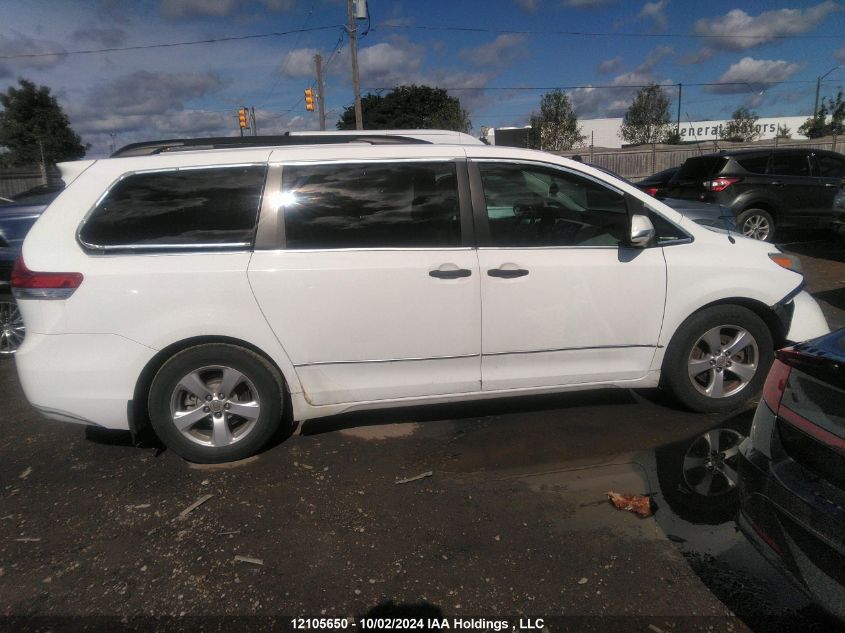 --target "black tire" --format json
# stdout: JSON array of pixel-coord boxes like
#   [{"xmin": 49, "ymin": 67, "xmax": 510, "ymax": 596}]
[
  {"xmin": 655, "ymin": 414, "xmax": 752, "ymax": 525},
  {"xmin": 662, "ymin": 305, "xmax": 774, "ymax": 413},
  {"xmin": 0, "ymin": 293, "xmax": 25, "ymax": 358},
  {"xmin": 148, "ymin": 344, "xmax": 284, "ymax": 463},
  {"xmin": 736, "ymin": 208, "xmax": 775, "ymax": 242}
]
